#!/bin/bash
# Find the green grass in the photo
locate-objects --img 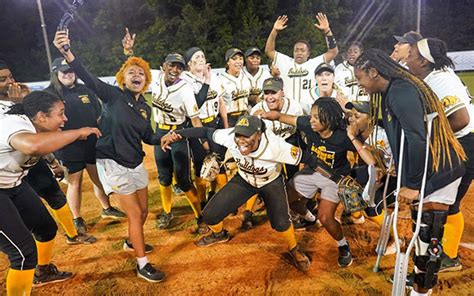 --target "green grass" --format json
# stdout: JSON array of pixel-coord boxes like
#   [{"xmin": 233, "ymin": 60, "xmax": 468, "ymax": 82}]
[{"xmin": 457, "ymin": 71, "xmax": 474, "ymax": 103}]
